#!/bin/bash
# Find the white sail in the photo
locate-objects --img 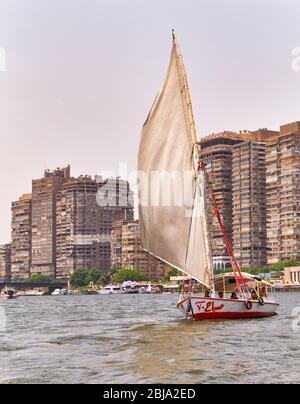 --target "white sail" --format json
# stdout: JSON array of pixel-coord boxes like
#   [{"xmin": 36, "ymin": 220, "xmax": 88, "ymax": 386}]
[{"xmin": 138, "ymin": 35, "xmax": 213, "ymax": 288}]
